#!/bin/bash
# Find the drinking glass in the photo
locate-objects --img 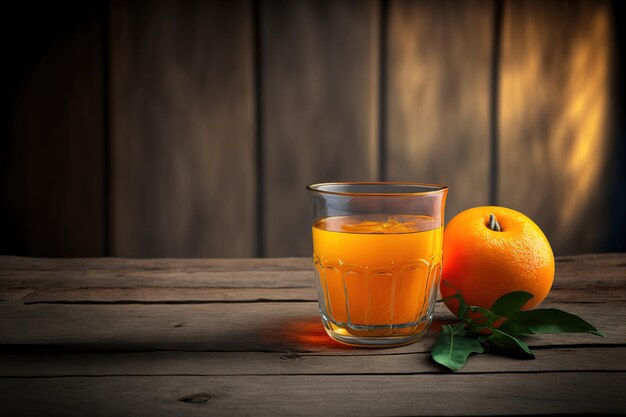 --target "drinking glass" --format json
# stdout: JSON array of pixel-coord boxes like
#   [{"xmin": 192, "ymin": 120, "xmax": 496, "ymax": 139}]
[{"xmin": 307, "ymin": 182, "xmax": 448, "ymax": 347}]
